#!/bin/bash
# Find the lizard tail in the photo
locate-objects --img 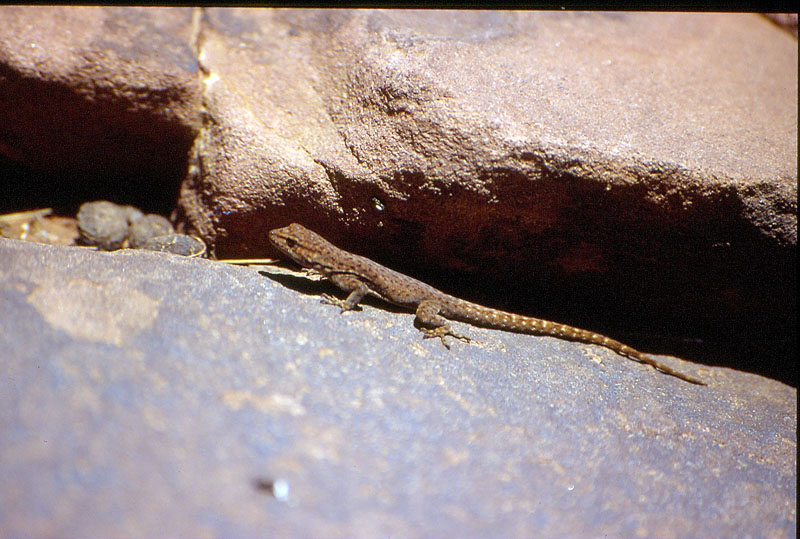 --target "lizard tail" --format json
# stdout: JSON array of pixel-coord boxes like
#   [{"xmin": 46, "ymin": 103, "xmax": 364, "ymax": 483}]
[
  {"xmin": 609, "ymin": 340, "xmax": 706, "ymax": 385},
  {"xmin": 567, "ymin": 327, "xmax": 707, "ymax": 385},
  {"xmin": 461, "ymin": 305, "xmax": 706, "ymax": 385},
  {"xmin": 540, "ymin": 322, "xmax": 707, "ymax": 385}
]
